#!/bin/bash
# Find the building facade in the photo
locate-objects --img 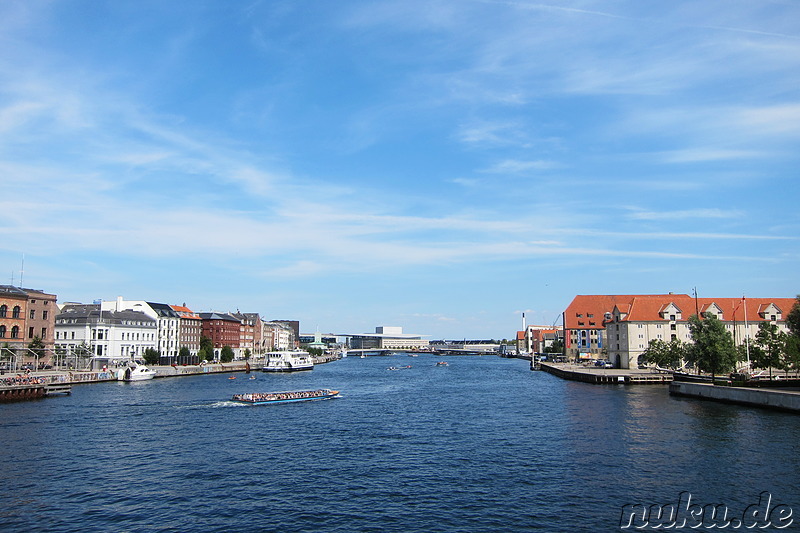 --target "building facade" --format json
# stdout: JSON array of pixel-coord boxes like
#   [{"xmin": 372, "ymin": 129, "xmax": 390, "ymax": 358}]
[
  {"xmin": 199, "ymin": 312, "xmax": 242, "ymax": 359},
  {"xmin": 562, "ymin": 294, "xmax": 680, "ymax": 362},
  {"xmin": 0, "ymin": 285, "xmax": 57, "ymax": 366},
  {"xmin": 101, "ymin": 297, "xmax": 181, "ymax": 362},
  {"xmin": 170, "ymin": 304, "xmax": 202, "ymax": 359},
  {"xmin": 348, "ymin": 326, "xmax": 429, "ymax": 350},
  {"xmin": 604, "ymin": 295, "xmax": 797, "ymax": 369},
  {"xmin": 55, "ymin": 303, "xmax": 156, "ymax": 367}
]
